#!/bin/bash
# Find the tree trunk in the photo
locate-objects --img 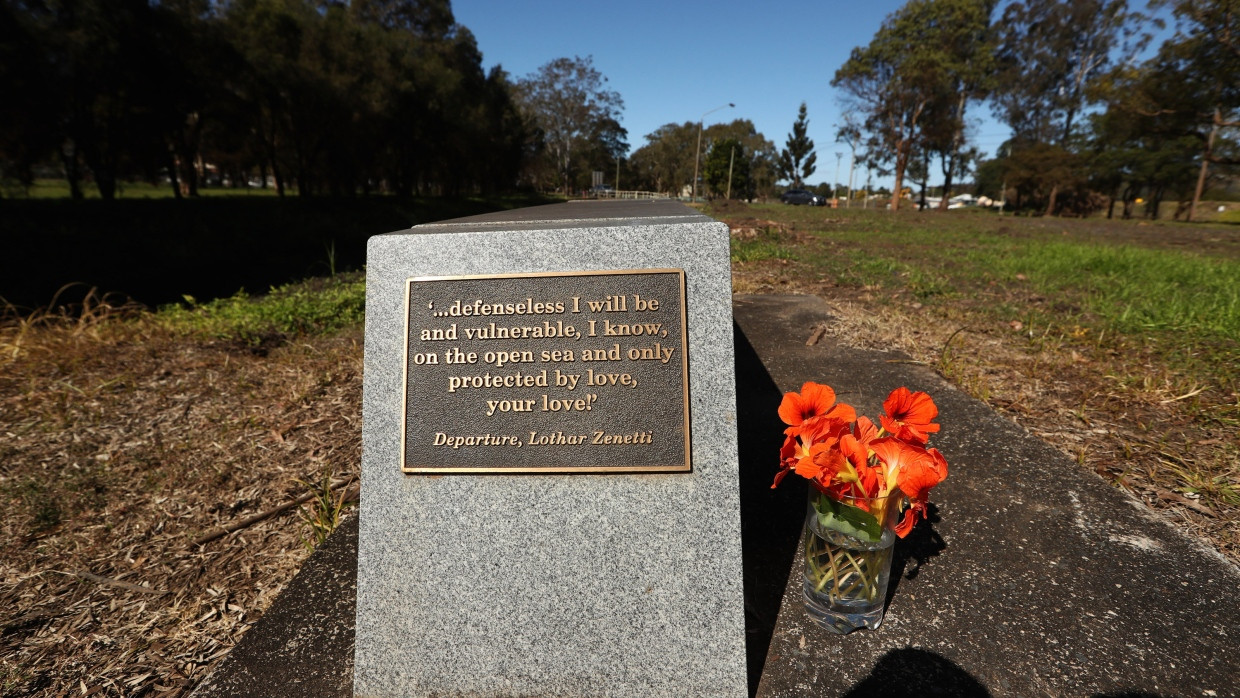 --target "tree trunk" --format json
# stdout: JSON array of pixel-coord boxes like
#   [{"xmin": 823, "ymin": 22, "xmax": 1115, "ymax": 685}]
[
  {"xmin": 940, "ymin": 91, "xmax": 968, "ymax": 211},
  {"xmin": 1149, "ymin": 184, "xmax": 1165, "ymax": 220},
  {"xmin": 272, "ymin": 156, "xmax": 285, "ymax": 197},
  {"xmin": 939, "ymin": 166, "xmax": 954, "ymax": 211},
  {"xmin": 890, "ymin": 144, "xmax": 908, "ymax": 212},
  {"xmin": 166, "ymin": 146, "xmax": 182, "ymax": 200},
  {"xmin": 1045, "ymin": 184, "xmax": 1059, "ymax": 216},
  {"xmin": 61, "ymin": 141, "xmax": 84, "ymax": 200},
  {"xmin": 94, "ymin": 170, "xmax": 117, "ymax": 200},
  {"xmin": 1106, "ymin": 196, "xmax": 1115, "ymax": 219},
  {"xmin": 1188, "ymin": 107, "xmax": 1220, "ymax": 222}
]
